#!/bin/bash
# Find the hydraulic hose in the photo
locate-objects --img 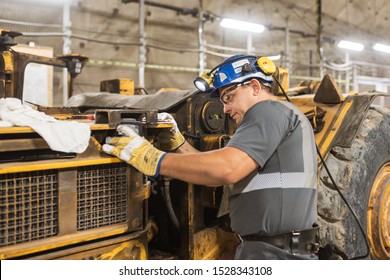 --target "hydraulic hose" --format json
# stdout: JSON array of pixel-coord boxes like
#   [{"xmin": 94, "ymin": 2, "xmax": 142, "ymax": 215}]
[{"xmin": 162, "ymin": 177, "xmax": 180, "ymax": 230}]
